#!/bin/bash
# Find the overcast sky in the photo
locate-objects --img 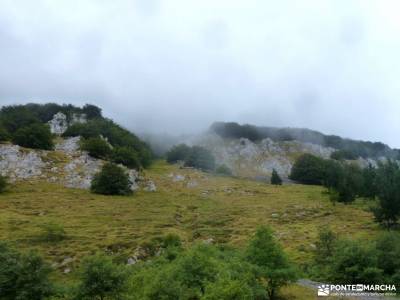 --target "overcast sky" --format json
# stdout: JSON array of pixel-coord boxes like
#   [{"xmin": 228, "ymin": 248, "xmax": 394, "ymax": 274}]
[{"xmin": 1, "ymin": 1, "xmax": 400, "ymax": 147}]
